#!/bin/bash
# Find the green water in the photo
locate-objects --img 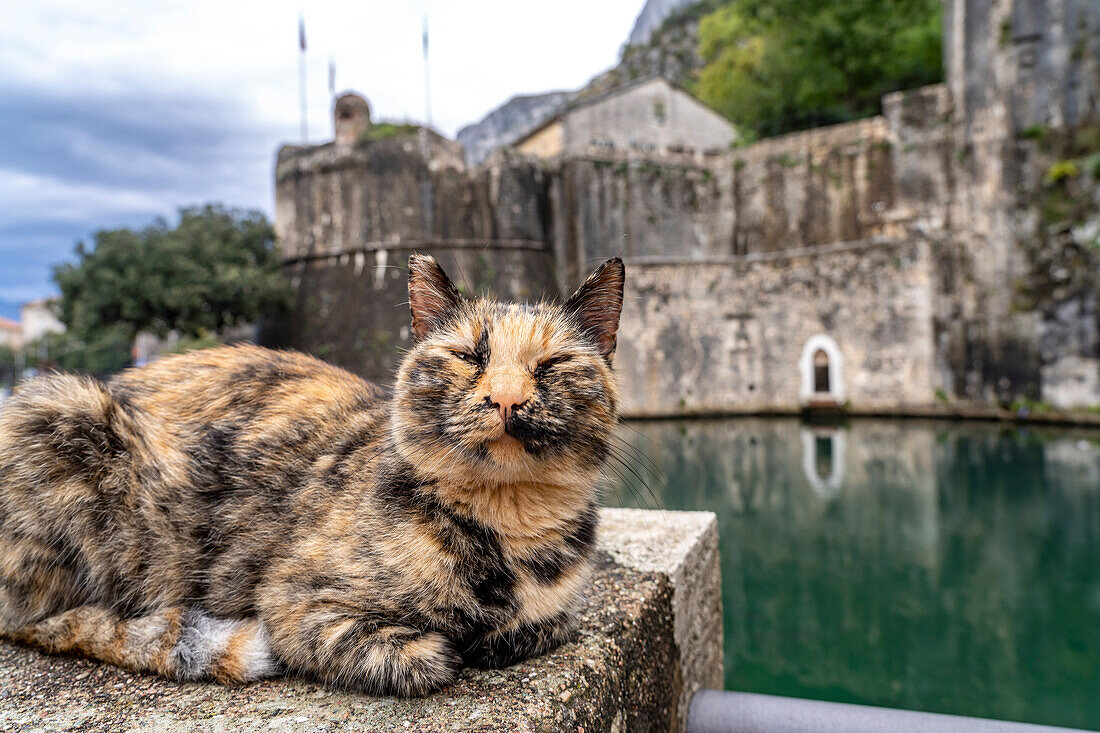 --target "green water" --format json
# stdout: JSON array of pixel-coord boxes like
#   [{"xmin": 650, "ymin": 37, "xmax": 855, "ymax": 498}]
[{"xmin": 610, "ymin": 418, "xmax": 1100, "ymax": 730}]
